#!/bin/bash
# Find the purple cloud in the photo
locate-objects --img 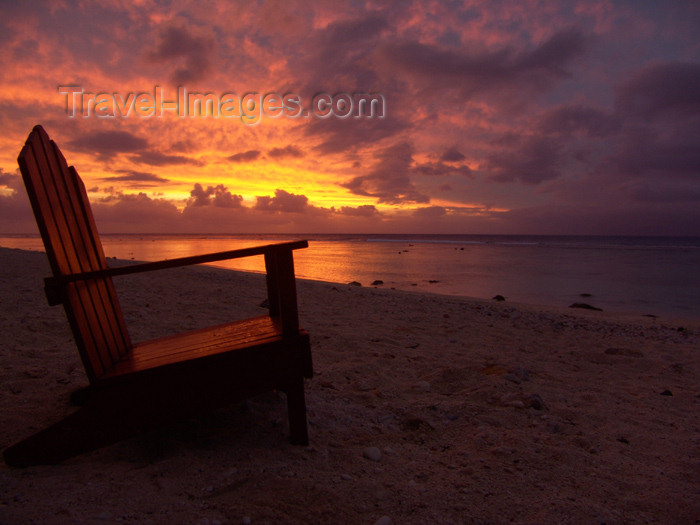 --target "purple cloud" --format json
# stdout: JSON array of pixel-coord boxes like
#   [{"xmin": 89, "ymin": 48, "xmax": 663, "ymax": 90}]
[
  {"xmin": 149, "ymin": 25, "xmax": 215, "ymax": 84},
  {"xmin": 343, "ymin": 142, "xmax": 430, "ymax": 204},
  {"xmin": 101, "ymin": 171, "xmax": 169, "ymax": 184},
  {"xmin": 440, "ymin": 148, "xmax": 466, "ymax": 163},
  {"xmin": 380, "ymin": 27, "xmax": 587, "ymax": 97},
  {"xmin": 229, "ymin": 150, "xmax": 261, "ymax": 162},
  {"xmin": 129, "ymin": 151, "xmax": 203, "ymax": 166},
  {"xmin": 615, "ymin": 62, "xmax": 700, "ymax": 117},
  {"xmin": 268, "ymin": 145, "xmax": 304, "ymax": 158},
  {"xmin": 68, "ymin": 130, "xmax": 148, "ymax": 157},
  {"xmin": 189, "ymin": 183, "xmax": 243, "ymax": 208},
  {"xmin": 255, "ymin": 189, "xmax": 309, "ymax": 213}
]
